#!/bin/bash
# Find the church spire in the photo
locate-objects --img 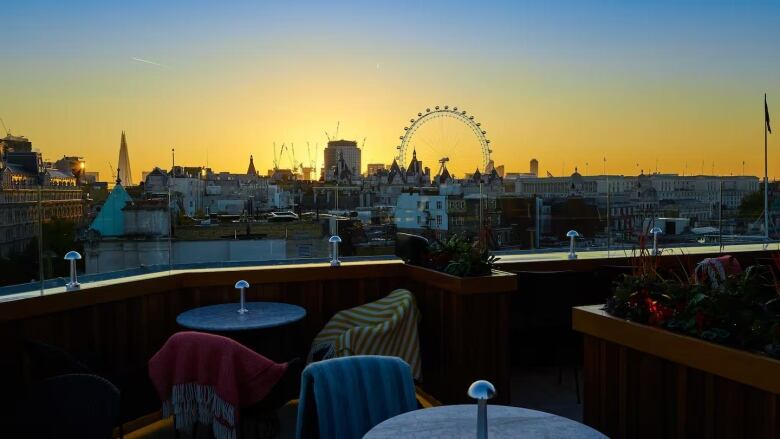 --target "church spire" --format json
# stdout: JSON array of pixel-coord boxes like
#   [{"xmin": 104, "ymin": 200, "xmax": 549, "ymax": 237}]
[{"xmin": 247, "ymin": 154, "xmax": 257, "ymax": 176}]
